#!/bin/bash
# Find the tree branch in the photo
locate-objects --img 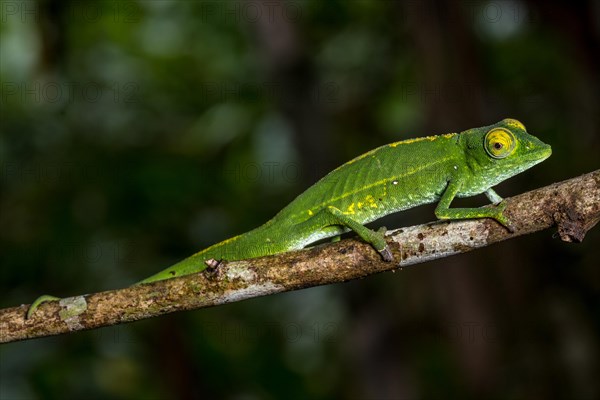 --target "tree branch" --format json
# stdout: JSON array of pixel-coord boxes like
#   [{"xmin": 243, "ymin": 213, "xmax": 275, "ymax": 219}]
[{"xmin": 2, "ymin": 170, "xmax": 598, "ymax": 344}]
